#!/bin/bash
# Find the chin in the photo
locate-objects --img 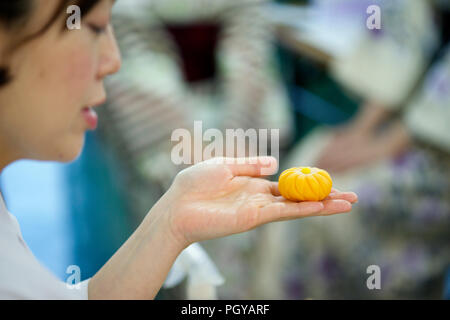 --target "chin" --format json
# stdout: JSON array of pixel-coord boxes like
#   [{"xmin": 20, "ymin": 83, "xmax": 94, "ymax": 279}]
[{"xmin": 51, "ymin": 134, "xmax": 86, "ymax": 163}]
